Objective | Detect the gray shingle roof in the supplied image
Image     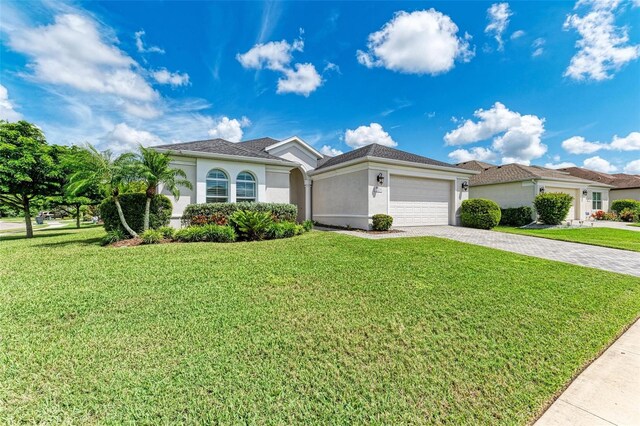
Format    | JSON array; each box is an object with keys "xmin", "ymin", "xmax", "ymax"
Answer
[
  {"xmin": 153, "ymin": 138, "xmax": 286, "ymax": 161},
  {"xmin": 469, "ymin": 163, "xmax": 607, "ymax": 186},
  {"xmin": 239, "ymin": 137, "xmax": 281, "ymax": 152},
  {"xmin": 314, "ymin": 143, "xmax": 461, "ymax": 171},
  {"xmin": 559, "ymin": 167, "xmax": 640, "ymax": 189},
  {"xmin": 456, "ymin": 160, "xmax": 496, "ymax": 172}
]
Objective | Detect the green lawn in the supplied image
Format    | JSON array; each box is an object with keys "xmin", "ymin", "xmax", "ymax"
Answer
[
  {"xmin": 1, "ymin": 228, "xmax": 639, "ymax": 424},
  {"xmin": 495, "ymin": 226, "xmax": 640, "ymax": 252}
]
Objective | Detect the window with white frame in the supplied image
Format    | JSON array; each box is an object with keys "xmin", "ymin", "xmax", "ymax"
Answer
[
  {"xmin": 592, "ymin": 191, "xmax": 602, "ymax": 210},
  {"xmin": 236, "ymin": 171, "xmax": 256, "ymax": 202},
  {"xmin": 206, "ymin": 169, "xmax": 228, "ymax": 203}
]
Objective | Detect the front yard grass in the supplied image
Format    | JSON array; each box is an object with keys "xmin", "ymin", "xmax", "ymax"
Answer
[
  {"xmin": 1, "ymin": 228, "xmax": 639, "ymax": 423},
  {"xmin": 495, "ymin": 226, "xmax": 640, "ymax": 252}
]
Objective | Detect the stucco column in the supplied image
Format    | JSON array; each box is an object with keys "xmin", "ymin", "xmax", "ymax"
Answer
[{"xmin": 304, "ymin": 179, "xmax": 312, "ymax": 221}]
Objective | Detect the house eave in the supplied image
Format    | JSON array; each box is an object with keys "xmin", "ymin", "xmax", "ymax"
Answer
[
  {"xmin": 265, "ymin": 136, "xmax": 324, "ymax": 159},
  {"xmin": 154, "ymin": 148, "xmax": 299, "ymax": 167},
  {"xmin": 309, "ymin": 156, "xmax": 479, "ymax": 176},
  {"xmin": 470, "ymin": 177, "xmax": 614, "ymax": 188}
]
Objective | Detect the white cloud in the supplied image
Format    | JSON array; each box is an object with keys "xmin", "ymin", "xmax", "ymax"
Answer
[
  {"xmin": 532, "ymin": 38, "xmax": 545, "ymax": 57},
  {"xmin": 344, "ymin": 123, "xmax": 396, "ymax": 149},
  {"xmin": 207, "ymin": 116, "xmax": 251, "ymax": 142},
  {"xmin": 624, "ymin": 159, "xmax": 640, "ymax": 174},
  {"xmin": 121, "ymin": 102, "xmax": 162, "ymax": 120},
  {"xmin": 237, "ymin": 37, "xmax": 323, "ymax": 96},
  {"xmin": 561, "ymin": 135, "xmax": 604, "ymax": 154},
  {"xmin": 583, "ymin": 155, "xmax": 617, "ymax": 172},
  {"xmin": 563, "ymin": 0, "xmax": 640, "ymax": 81},
  {"xmin": 510, "ymin": 30, "xmax": 525, "ymax": 40},
  {"xmin": 356, "ymin": 9, "xmax": 474, "ymax": 75},
  {"xmin": 276, "ymin": 63, "xmax": 322, "ymax": 96},
  {"xmin": 134, "ymin": 30, "xmax": 164, "ymax": 54},
  {"xmin": 103, "ymin": 122, "xmax": 162, "ymax": 153},
  {"xmin": 610, "ymin": 132, "xmax": 640, "ymax": 151},
  {"xmin": 7, "ymin": 14, "xmax": 157, "ymax": 102},
  {"xmin": 448, "ymin": 147, "xmax": 498, "ymax": 163},
  {"xmin": 561, "ymin": 132, "xmax": 640, "ymax": 154},
  {"xmin": 237, "ymin": 38, "xmax": 303, "ymax": 71},
  {"xmin": 320, "ymin": 145, "xmax": 343, "ymax": 156},
  {"xmin": 0, "ymin": 84, "xmax": 23, "ymax": 121},
  {"xmin": 545, "ymin": 161, "xmax": 577, "ymax": 169},
  {"xmin": 485, "ymin": 3, "xmax": 512, "ymax": 51},
  {"xmin": 444, "ymin": 102, "xmax": 547, "ymax": 165},
  {"xmin": 152, "ymin": 68, "xmax": 190, "ymax": 87}
]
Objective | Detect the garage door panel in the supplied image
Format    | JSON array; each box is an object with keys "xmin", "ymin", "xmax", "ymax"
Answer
[{"xmin": 389, "ymin": 175, "xmax": 450, "ymax": 226}]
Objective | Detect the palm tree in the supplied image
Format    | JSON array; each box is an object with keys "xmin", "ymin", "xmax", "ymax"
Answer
[
  {"xmin": 68, "ymin": 145, "xmax": 139, "ymax": 237},
  {"xmin": 132, "ymin": 146, "xmax": 192, "ymax": 231}
]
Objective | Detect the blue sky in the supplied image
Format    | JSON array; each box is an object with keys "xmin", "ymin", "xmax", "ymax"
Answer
[{"xmin": 1, "ymin": 0, "xmax": 639, "ymax": 173}]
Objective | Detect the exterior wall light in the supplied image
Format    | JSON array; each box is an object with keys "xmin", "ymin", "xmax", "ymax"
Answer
[
  {"xmin": 461, "ymin": 181, "xmax": 469, "ymax": 192},
  {"xmin": 582, "ymin": 189, "xmax": 588, "ymax": 196},
  {"xmin": 377, "ymin": 173, "xmax": 384, "ymax": 185},
  {"xmin": 539, "ymin": 187, "xmax": 545, "ymax": 194}
]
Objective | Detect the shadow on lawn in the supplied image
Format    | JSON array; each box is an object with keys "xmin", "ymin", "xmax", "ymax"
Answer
[{"xmin": 35, "ymin": 237, "xmax": 103, "ymax": 248}]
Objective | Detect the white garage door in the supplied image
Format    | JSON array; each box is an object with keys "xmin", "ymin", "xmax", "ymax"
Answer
[
  {"xmin": 389, "ymin": 175, "xmax": 451, "ymax": 226},
  {"xmin": 546, "ymin": 187, "xmax": 579, "ymax": 220}
]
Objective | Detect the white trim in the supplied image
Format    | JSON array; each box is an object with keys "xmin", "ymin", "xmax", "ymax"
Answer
[
  {"xmin": 474, "ymin": 177, "xmax": 613, "ymax": 189},
  {"xmin": 265, "ymin": 136, "xmax": 324, "ymax": 159},
  {"xmin": 309, "ymin": 156, "xmax": 478, "ymax": 176},
  {"xmin": 313, "ymin": 214, "xmax": 370, "ymax": 218},
  {"xmin": 155, "ymin": 148, "xmax": 299, "ymax": 167}
]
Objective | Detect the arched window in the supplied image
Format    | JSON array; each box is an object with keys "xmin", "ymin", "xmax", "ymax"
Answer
[
  {"xmin": 236, "ymin": 171, "xmax": 256, "ymax": 202},
  {"xmin": 206, "ymin": 169, "xmax": 228, "ymax": 203}
]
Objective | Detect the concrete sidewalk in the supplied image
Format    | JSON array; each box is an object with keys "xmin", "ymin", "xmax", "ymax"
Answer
[{"xmin": 536, "ymin": 319, "xmax": 640, "ymax": 425}]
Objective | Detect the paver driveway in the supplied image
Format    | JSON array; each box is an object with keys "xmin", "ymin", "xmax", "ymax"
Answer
[{"xmin": 329, "ymin": 226, "xmax": 640, "ymax": 277}]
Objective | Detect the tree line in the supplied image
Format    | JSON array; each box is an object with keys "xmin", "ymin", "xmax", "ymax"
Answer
[{"xmin": 0, "ymin": 120, "xmax": 191, "ymax": 238}]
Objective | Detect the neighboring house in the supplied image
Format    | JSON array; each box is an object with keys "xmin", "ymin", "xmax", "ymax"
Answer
[
  {"xmin": 456, "ymin": 161, "xmax": 613, "ymax": 221},
  {"xmin": 153, "ymin": 137, "xmax": 476, "ymax": 229},
  {"xmin": 558, "ymin": 167, "xmax": 640, "ymax": 202}
]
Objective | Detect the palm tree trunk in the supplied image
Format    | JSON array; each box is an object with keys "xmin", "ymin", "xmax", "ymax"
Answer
[
  {"xmin": 114, "ymin": 197, "xmax": 138, "ymax": 237},
  {"xmin": 76, "ymin": 204, "xmax": 81, "ymax": 229},
  {"xmin": 23, "ymin": 195, "xmax": 33, "ymax": 238},
  {"xmin": 143, "ymin": 197, "xmax": 151, "ymax": 231}
]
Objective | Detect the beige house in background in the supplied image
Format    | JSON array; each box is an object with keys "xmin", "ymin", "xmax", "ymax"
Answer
[
  {"xmin": 457, "ymin": 161, "xmax": 613, "ymax": 221},
  {"xmin": 558, "ymin": 167, "xmax": 640, "ymax": 202},
  {"xmin": 153, "ymin": 137, "xmax": 477, "ymax": 229}
]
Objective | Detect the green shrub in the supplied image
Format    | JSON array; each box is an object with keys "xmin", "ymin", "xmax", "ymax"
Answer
[
  {"xmin": 499, "ymin": 206, "xmax": 533, "ymax": 227},
  {"xmin": 372, "ymin": 214, "xmax": 393, "ymax": 231},
  {"xmin": 174, "ymin": 225, "xmax": 236, "ymax": 243},
  {"xmin": 181, "ymin": 202, "xmax": 297, "ymax": 227},
  {"xmin": 157, "ymin": 226, "xmax": 175, "ymax": 239},
  {"xmin": 190, "ymin": 213, "xmax": 228, "ymax": 226},
  {"xmin": 266, "ymin": 221, "xmax": 299, "ymax": 239},
  {"xmin": 100, "ymin": 193, "xmax": 172, "ymax": 234},
  {"xmin": 140, "ymin": 229, "xmax": 163, "ymax": 244},
  {"xmin": 533, "ymin": 193, "xmax": 573, "ymax": 225},
  {"xmin": 619, "ymin": 208, "xmax": 639, "ymax": 222},
  {"xmin": 100, "ymin": 229, "xmax": 126, "ymax": 246},
  {"xmin": 302, "ymin": 220, "xmax": 314, "ymax": 232},
  {"xmin": 460, "ymin": 199, "xmax": 501, "ymax": 229},
  {"xmin": 611, "ymin": 199, "xmax": 640, "ymax": 215},
  {"xmin": 230, "ymin": 210, "xmax": 273, "ymax": 241}
]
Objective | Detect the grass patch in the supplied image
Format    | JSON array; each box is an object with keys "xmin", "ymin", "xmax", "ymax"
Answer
[
  {"xmin": 495, "ymin": 226, "xmax": 640, "ymax": 252},
  {"xmin": 1, "ymin": 228, "xmax": 639, "ymax": 423}
]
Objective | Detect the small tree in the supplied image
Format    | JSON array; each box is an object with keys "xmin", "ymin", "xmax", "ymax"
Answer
[
  {"xmin": 68, "ymin": 145, "xmax": 139, "ymax": 237},
  {"xmin": 534, "ymin": 193, "xmax": 573, "ymax": 225},
  {"xmin": 127, "ymin": 146, "xmax": 192, "ymax": 231},
  {"xmin": 0, "ymin": 120, "xmax": 65, "ymax": 238}
]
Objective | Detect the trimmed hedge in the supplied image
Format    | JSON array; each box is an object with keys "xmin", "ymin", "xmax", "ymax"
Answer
[
  {"xmin": 100, "ymin": 193, "xmax": 172, "ymax": 234},
  {"xmin": 534, "ymin": 192, "xmax": 573, "ymax": 225},
  {"xmin": 460, "ymin": 199, "xmax": 501, "ymax": 229},
  {"xmin": 174, "ymin": 224, "xmax": 237, "ymax": 243},
  {"xmin": 182, "ymin": 202, "xmax": 297, "ymax": 227},
  {"xmin": 611, "ymin": 199, "xmax": 640, "ymax": 215},
  {"xmin": 372, "ymin": 214, "xmax": 393, "ymax": 231},
  {"xmin": 499, "ymin": 206, "xmax": 534, "ymax": 227}
]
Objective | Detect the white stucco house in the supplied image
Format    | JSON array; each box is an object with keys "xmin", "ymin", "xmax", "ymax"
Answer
[
  {"xmin": 153, "ymin": 136, "xmax": 477, "ymax": 229},
  {"xmin": 456, "ymin": 161, "xmax": 613, "ymax": 221}
]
